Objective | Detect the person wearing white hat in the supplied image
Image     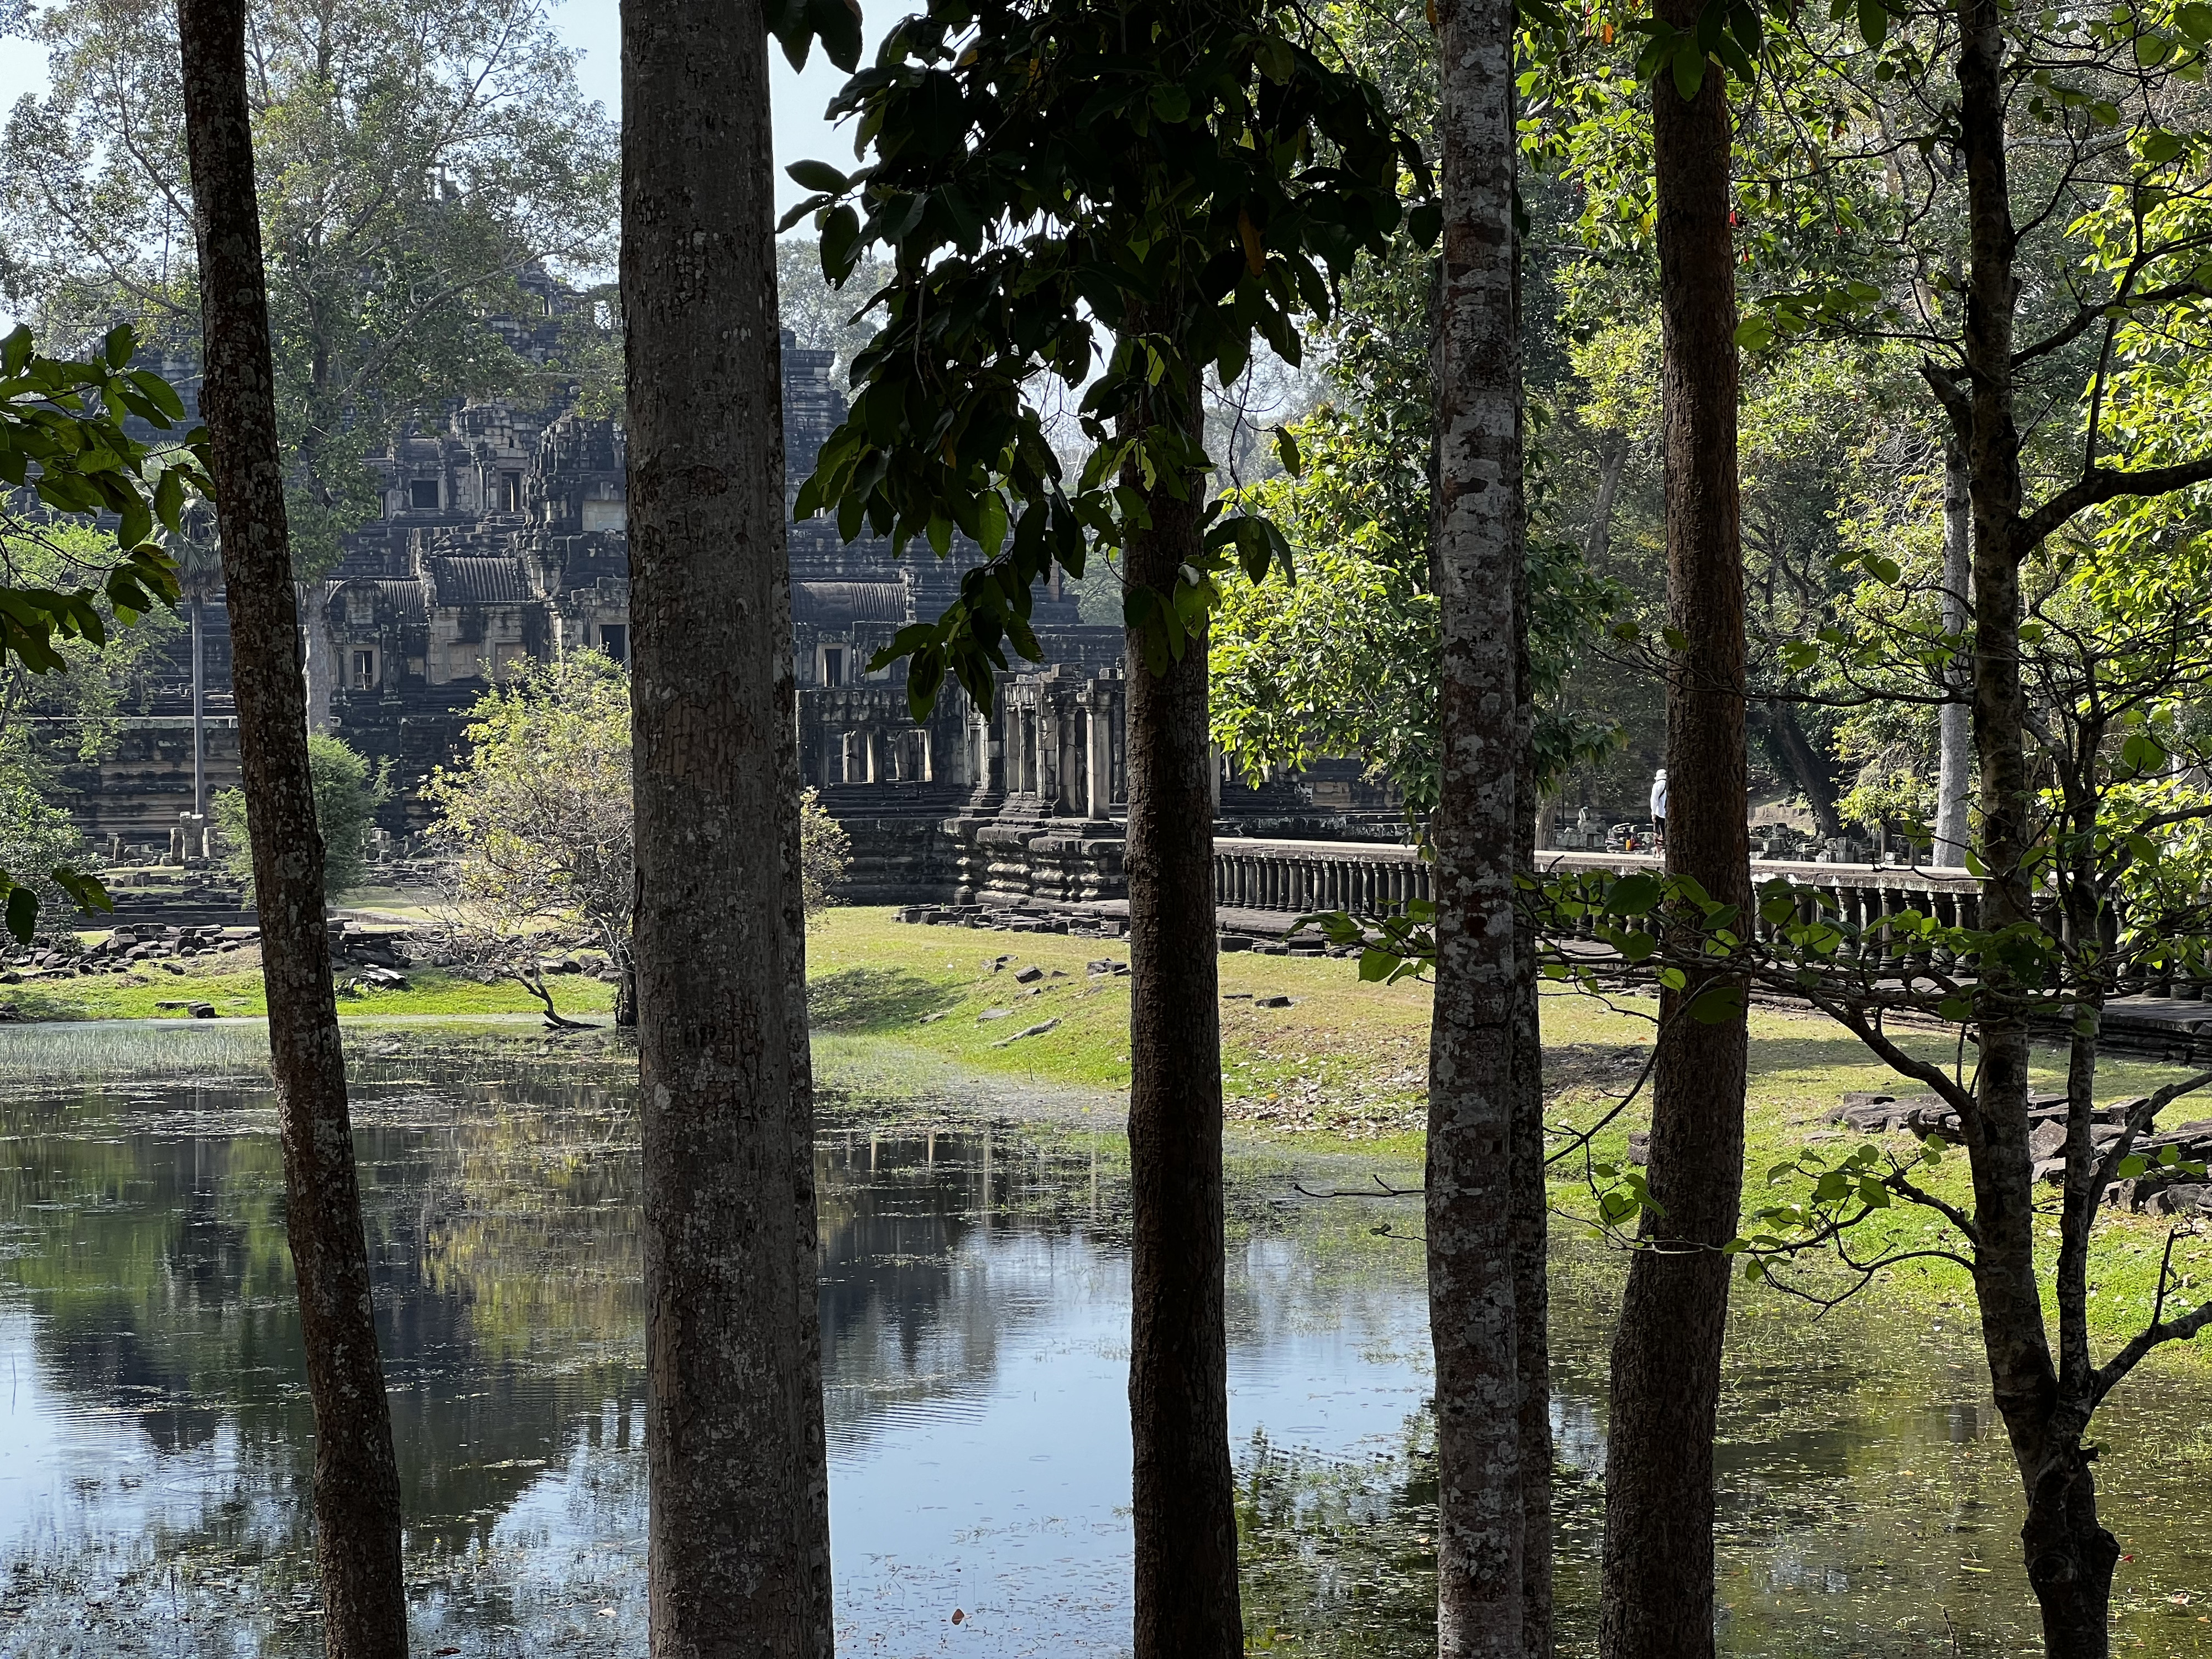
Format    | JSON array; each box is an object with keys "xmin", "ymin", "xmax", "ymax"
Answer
[{"xmin": 1650, "ymin": 768, "xmax": 1668, "ymax": 848}]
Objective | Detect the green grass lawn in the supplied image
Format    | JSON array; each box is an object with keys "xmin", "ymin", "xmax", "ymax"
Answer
[{"xmin": 808, "ymin": 907, "xmax": 1434, "ymax": 1142}]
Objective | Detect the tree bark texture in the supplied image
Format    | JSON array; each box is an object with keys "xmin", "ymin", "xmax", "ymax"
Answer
[
  {"xmin": 1123, "ymin": 383, "xmax": 1242, "ymax": 1659},
  {"xmin": 1955, "ymin": 4, "xmax": 2117, "ymax": 1648},
  {"xmin": 1511, "ymin": 372, "xmax": 1554, "ymax": 1659},
  {"xmin": 1428, "ymin": 0, "xmax": 1530, "ymax": 1650},
  {"xmin": 1598, "ymin": 40, "xmax": 1750, "ymax": 1659},
  {"xmin": 174, "ymin": 2, "xmax": 409, "ymax": 1653},
  {"xmin": 622, "ymin": 0, "xmax": 833, "ymax": 1652},
  {"xmin": 1934, "ymin": 440, "xmax": 1973, "ymax": 865}
]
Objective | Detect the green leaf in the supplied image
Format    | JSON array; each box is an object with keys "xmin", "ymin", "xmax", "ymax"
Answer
[
  {"xmin": 1609, "ymin": 872, "xmax": 1662, "ymax": 915},
  {"xmin": 1734, "ymin": 313, "xmax": 1776, "ymax": 351},
  {"xmin": 1670, "ymin": 42, "xmax": 1707, "ymax": 102},
  {"xmin": 1274, "ymin": 425, "xmax": 1302, "ymax": 478},
  {"xmin": 1857, "ymin": 0, "xmax": 1887, "ymax": 45},
  {"xmin": 778, "ymin": 193, "xmax": 833, "ymax": 234},
  {"xmin": 1687, "ymin": 983, "xmax": 1746, "ymax": 1025},
  {"xmin": 152, "ymin": 466, "xmax": 185, "ymax": 532},
  {"xmin": 787, "ymin": 158, "xmax": 851, "ymax": 194},
  {"xmin": 1407, "ymin": 202, "xmax": 1443, "ymax": 249},
  {"xmin": 2141, "ymin": 129, "xmax": 2188, "ymax": 165},
  {"xmin": 2, "ymin": 884, "xmax": 34, "ymax": 946},
  {"xmin": 819, "ymin": 204, "xmax": 863, "ymax": 280}
]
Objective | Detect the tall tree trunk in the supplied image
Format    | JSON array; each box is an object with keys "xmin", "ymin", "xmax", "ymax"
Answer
[
  {"xmin": 1953, "ymin": 0, "xmax": 2116, "ymax": 1647},
  {"xmin": 1428, "ymin": 0, "xmax": 1528, "ymax": 1649},
  {"xmin": 1934, "ymin": 439, "xmax": 1973, "ymax": 864},
  {"xmin": 190, "ymin": 592, "xmax": 207, "ymax": 822},
  {"xmin": 1123, "ymin": 380, "xmax": 1241, "ymax": 1659},
  {"xmin": 623, "ymin": 0, "xmax": 832, "ymax": 1652},
  {"xmin": 1511, "ymin": 363, "xmax": 1554, "ymax": 1659},
  {"xmin": 1597, "ymin": 38, "xmax": 1750, "ymax": 1659},
  {"xmin": 174, "ymin": 3, "xmax": 409, "ymax": 1654}
]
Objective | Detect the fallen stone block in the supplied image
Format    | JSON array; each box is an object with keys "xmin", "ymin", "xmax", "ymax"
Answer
[
  {"xmin": 2148, "ymin": 1182, "xmax": 2212, "ymax": 1217},
  {"xmin": 1013, "ymin": 966, "xmax": 1044, "ymax": 984},
  {"xmin": 1256, "ymin": 994, "xmax": 1294, "ymax": 1009}
]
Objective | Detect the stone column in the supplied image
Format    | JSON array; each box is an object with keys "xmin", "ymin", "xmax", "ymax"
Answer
[{"xmin": 1086, "ymin": 707, "xmax": 1112, "ymax": 821}]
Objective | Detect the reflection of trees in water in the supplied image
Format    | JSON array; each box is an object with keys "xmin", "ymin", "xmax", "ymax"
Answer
[
  {"xmin": 1236, "ymin": 1412, "xmax": 1438, "ymax": 1656},
  {"xmin": 0, "ymin": 1063, "xmax": 645, "ymax": 1564},
  {"xmin": 814, "ymin": 1125, "xmax": 1124, "ymax": 1449}
]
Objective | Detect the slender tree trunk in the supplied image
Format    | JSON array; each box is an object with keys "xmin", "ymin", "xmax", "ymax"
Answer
[
  {"xmin": 1585, "ymin": 434, "xmax": 1629, "ymax": 565},
  {"xmin": 190, "ymin": 592, "xmax": 207, "ymax": 823},
  {"xmin": 174, "ymin": 3, "xmax": 408, "ymax": 1654},
  {"xmin": 1757, "ymin": 699, "xmax": 1841, "ymax": 837},
  {"xmin": 623, "ymin": 0, "xmax": 832, "ymax": 1652},
  {"xmin": 1953, "ymin": 3, "xmax": 2115, "ymax": 1648},
  {"xmin": 1123, "ymin": 379, "xmax": 1241, "ymax": 1659},
  {"xmin": 1428, "ymin": 0, "xmax": 1528, "ymax": 1648},
  {"xmin": 1934, "ymin": 439, "xmax": 1973, "ymax": 864},
  {"xmin": 1597, "ymin": 37, "xmax": 1750, "ymax": 1659}
]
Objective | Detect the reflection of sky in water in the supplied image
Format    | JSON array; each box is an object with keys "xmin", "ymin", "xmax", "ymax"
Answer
[{"xmin": 4, "ymin": 1040, "xmax": 2212, "ymax": 1658}]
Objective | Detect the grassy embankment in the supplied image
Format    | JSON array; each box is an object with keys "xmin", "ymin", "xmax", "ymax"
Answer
[{"xmin": 4, "ymin": 948, "xmax": 615, "ymax": 1023}]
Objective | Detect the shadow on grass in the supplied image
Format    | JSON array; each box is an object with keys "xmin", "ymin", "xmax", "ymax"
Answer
[{"xmin": 808, "ymin": 965, "xmax": 963, "ymax": 1033}]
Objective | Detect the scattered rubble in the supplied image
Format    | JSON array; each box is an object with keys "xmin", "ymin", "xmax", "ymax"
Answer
[{"xmin": 1825, "ymin": 1088, "xmax": 2212, "ymax": 1212}]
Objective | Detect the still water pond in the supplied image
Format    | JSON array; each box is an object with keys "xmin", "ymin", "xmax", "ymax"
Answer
[{"xmin": 0, "ymin": 1027, "xmax": 2208, "ymax": 1657}]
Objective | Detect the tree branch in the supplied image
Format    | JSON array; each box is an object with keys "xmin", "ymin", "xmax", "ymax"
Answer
[{"xmin": 2021, "ymin": 457, "xmax": 2212, "ymax": 551}]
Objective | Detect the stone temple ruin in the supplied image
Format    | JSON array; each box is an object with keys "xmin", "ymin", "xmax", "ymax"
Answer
[{"xmin": 56, "ymin": 294, "xmax": 1407, "ymax": 918}]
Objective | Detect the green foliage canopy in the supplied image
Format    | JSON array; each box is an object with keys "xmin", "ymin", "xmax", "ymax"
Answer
[{"xmin": 791, "ymin": 0, "xmax": 1433, "ymax": 713}]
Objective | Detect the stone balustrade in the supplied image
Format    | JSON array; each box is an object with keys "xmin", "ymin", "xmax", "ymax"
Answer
[
  {"xmin": 1211, "ymin": 841, "xmax": 1990, "ymax": 944},
  {"xmin": 1540, "ymin": 852, "xmax": 1987, "ymax": 966},
  {"xmin": 1213, "ymin": 837, "xmax": 1432, "ymax": 916}
]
